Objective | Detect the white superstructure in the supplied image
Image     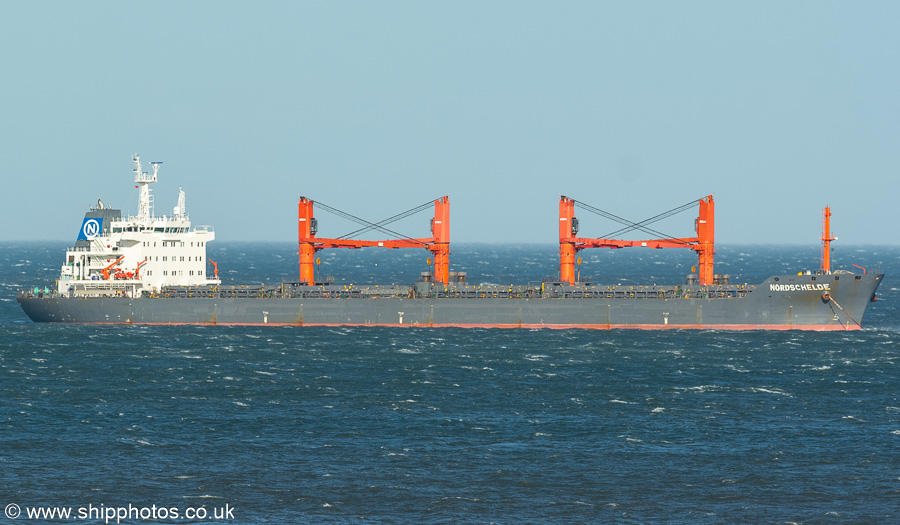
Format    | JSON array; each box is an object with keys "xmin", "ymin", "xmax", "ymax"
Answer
[{"xmin": 57, "ymin": 154, "xmax": 219, "ymax": 297}]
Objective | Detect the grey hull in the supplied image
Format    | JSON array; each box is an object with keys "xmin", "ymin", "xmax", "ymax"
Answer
[{"xmin": 18, "ymin": 273, "xmax": 883, "ymax": 330}]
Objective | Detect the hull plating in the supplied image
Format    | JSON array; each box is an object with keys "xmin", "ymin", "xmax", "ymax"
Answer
[{"xmin": 18, "ymin": 274, "xmax": 883, "ymax": 331}]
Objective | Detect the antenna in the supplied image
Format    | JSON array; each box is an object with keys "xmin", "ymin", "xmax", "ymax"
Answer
[
  {"xmin": 133, "ymin": 154, "xmax": 160, "ymax": 220},
  {"xmin": 174, "ymin": 186, "xmax": 186, "ymax": 218}
]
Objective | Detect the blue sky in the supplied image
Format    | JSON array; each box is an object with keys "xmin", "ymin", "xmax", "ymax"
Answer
[{"xmin": 2, "ymin": 2, "xmax": 897, "ymax": 245}]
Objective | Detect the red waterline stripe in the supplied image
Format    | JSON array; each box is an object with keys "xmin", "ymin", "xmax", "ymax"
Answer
[{"xmin": 72, "ymin": 322, "xmax": 859, "ymax": 331}]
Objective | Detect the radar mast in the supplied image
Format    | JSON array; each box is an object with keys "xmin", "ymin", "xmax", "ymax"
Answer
[{"xmin": 133, "ymin": 154, "xmax": 161, "ymax": 221}]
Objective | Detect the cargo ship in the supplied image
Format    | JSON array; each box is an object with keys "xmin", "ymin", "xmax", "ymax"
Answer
[{"xmin": 17, "ymin": 155, "xmax": 883, "ymax": 330}]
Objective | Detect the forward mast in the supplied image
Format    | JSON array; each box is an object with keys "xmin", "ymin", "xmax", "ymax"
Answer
[{"xmin": 821, "ymin": 206, "xmax": 835, "ymax": 273}]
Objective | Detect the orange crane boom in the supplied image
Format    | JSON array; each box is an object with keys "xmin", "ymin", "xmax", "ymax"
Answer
[
  {"xmin": 209, "ymin": 259, "xmax": 219, "ymax": 280},
  {"xmin": 134, "ymin": 258, "xmax": 148, "ymax": 280},
  {"xmin": 299, "ymin": 196, "xmax": 450, "ymax": 286},
  {"xmin": 101, "ymin": 256, "xmax": 126, "ymax": 280},
  {"xmin": 559, "ymin": 195, "xmax": 715, "ymax": 285}
]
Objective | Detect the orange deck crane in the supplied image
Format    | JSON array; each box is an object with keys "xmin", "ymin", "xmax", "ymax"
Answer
[
  {"xmin": 559, "ymin": 195, "xmax": 715, "ymax": 285},
  {"xmin": 298, "ymin": 196, "xmax": 451, "ymax": 286},
  {"xmin": 101, "ymin": 256, "xmax": 126, "ymax": 280},
  {"xmin": 134, "ymin": 258, "xmax": 148, "ymax": 280},
  {"xmin": 209, "ymin": 259, "xmax": 219, "ymax": 280}
]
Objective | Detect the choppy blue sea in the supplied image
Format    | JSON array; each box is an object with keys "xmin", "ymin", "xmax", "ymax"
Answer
[{"xmin": 2, "ymin": 242, "xmax": 899, "ymax": 523}]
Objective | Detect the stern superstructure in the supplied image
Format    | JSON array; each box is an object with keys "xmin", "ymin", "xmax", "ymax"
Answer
[{"xmin": 57, "ymin": 155, "xmax": 219, "ymax": 298}]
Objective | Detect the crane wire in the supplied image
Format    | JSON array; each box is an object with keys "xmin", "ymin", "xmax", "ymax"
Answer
[
  {"xmin": 311, "ymin": 199, "xmax": 437, "ymax": 245},
  {"xmin": 337, "ymin": 200, "xmax": 434, "ymax": 240},
  {"xmin": 572, "ymin": 197, "xmax": 702, "ymax": 244},
  {"xmin": 600, "ymin": 199, "xmax": 699, "ymax": 240}
]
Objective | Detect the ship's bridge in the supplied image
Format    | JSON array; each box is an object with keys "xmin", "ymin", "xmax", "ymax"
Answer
[{"xmin": 56, "ymin": 155, "xmax": 219, "ymax": 297}]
